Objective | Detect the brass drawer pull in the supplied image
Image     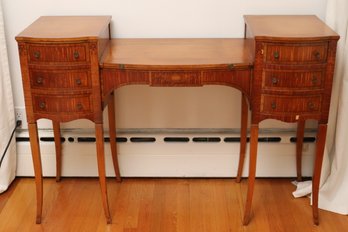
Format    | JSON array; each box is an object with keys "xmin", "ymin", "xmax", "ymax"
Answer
[
  {"xmin": 308, "ymin": 102, "xmax": 315, "ymax": 110},
  {"xmin": 33, "ymin": 51, "xmax": 40, "ymax": 59},
  {"xmin": 271, "ymin": 102, "xmax": 276, "ymax": 109},
  {"xmin": 39, "ymin": 102, "xmax": 46, "ymax": 109},
  {"xmin": 36, "ymin": 77, "xmax": 43, "ymax": 84},
  {"xmin": 73, "ymin": 51, "xmax": 79, "ymax": 59},
  {"xmin": 76, "ymin": 103, "xmax": 83, "ymax": 110},
  {"xmin": 75, "ymin": 79, "xmax": 82, "ymax": 85},
  {"xmin": 271, "ymin": 77, "xmax": 278, "ymax": 84},
  {"xmin": 312, "ymin": 76, "xmax": 318, "ymax": 85},
  {"xmin": 313, "ymin": 51, "xmax": 321, "ymax": 60},
  {"xmin": 273, "ymin": 51, "xmax": 280, "ymax": 60}
]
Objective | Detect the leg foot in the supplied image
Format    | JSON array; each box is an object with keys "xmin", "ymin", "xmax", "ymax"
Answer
[
  {"xmin": 108, "ymin": 93, "xmax": 121, "ymax": 182},
  {"xmin": 296, "ymin": 120, "xmax": 305, "ymax": 182},
  {"xmin": 242, "ymin": 124, "xmax": 259, "ymax": 225},
  {"xmin": 312, "ymin": 124, "xmax": 327, "ymax": 225},
  {"xmin": 236, "ymin": 94, "xmax": 248, "ymax": 183},
  {"xmin": 53, "ymin": 121, "xmax": 62, "ymax": 182},
  {"xmin": 28, "ymin": 123, "xmax": 43, "ymax": 224},
  {"xmin": 95, "ymin": 123, "xmax": 112, "ymax": 224}
]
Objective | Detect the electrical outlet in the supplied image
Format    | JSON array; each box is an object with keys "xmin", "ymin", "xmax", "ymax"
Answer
[{"xmin": 15, "ymin": 107, "xmax": 27, "ymax": 127}]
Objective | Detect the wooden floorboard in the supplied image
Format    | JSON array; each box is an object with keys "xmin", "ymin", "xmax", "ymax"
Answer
[{"xmin": 0, "ymin": 178, "xmax": 347, "ymax": 232}]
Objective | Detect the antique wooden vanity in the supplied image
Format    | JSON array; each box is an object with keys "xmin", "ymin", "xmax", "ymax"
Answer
[{"xmin": 16, "ymin": 15, "xmax": 339, "ymax": 225}]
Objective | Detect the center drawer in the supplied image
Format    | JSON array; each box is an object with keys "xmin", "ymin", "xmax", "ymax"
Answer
[
  {"xmin": 30, "ymin": 69, "xmax": 91, "ymax": 89},
  {"xmin": 150, "ymin": 71, "xmax": 201, "ymax": 86}
]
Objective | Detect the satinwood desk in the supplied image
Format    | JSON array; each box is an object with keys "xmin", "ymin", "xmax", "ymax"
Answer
[{"xmin": 16, "ymin": 15, "xmax": 339, "ymax": 225}]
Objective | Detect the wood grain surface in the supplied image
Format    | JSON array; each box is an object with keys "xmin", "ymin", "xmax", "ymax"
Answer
[{"xmin": 1, "ymin": 178, "xmax": 348, "ymax": 232}]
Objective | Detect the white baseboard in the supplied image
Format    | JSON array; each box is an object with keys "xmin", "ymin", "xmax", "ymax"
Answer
[{"xmin": 15, "ymin": 129, "xmax": 316, "ymax": 178}]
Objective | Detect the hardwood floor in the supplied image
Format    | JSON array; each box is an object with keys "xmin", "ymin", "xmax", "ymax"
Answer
[{"xmin": 0, "ymin": 178, "xmax": 347, "ymax": 232}]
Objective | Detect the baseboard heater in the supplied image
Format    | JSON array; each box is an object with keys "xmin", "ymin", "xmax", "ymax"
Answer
[{"xmin": 15, "ymin": 128, "xmax": 317, "ymax": 178}]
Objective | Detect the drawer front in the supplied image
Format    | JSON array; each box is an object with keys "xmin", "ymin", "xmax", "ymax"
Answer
[
  {"xmin": 263, "ymin": 70, "xmax": 324, "ymax": 90},
  {"xmin": 264, "ymin": 43, "xmax": 328, "ymax": 63},
  {"xmin": 32, "ymin": 94, "xmax": 92, "ymax": 113},
  {"xmin": 28, "ymin": 43, "xmax": 88, "ymax": 63},
  {"xmin": 261, "ymin": 94, "xmax": 321, "ymax": 114},
  {"xmin": 30, "ymin": 69, "xmax": 91, "ymax": 89},
  {"xmin": 151, "ymin": 71, "xmax": 201, "ymax": 86}
]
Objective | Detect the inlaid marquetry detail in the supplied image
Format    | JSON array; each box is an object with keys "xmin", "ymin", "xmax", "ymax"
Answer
[{"xmin": 150, "ymin": 71, "xmax": 201, "ymax": 87}]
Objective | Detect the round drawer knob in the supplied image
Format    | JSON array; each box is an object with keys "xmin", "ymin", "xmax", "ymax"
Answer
[
  {"xmin": 75, "ymin": 79, "xmax": 82, "ymax": 85},
  {"xmin": 273, "ymin": 51, "xmax": 280, "ymax": 59},
  {"xmin": 76, "ymin": 103, "xmax": 83, "ymax": 110},
  {"xmin": 308, "ymin": 102, "xmax": 315, "ymax": 110},
  {"xmin": 33, "ymin": 51, "xmax": 40, "ymax": 59},
  {"xmin": 271, "ymin": 77, "xmax": 278, "ymax": 84},
  {"xmin": 73, "ymin": 51, "xmax": 79, "ymax": 59},
  {"xmin": 36, "ymin": 77, "xmax": 43, "ymax": 84},
  {"xmin": 271, "ymin": 102, "xmax": 277, "ymax": 109},
  {"xmin": 313, "ymin": 51, "xmax": 321, "ymax": 60},
  {"xmin": 39, "ymin": 102, "xmax": 46, "ymax": 109},
  {"xmin": 312, "ymin": 76, "xmax": 318, "ymax": 85}
]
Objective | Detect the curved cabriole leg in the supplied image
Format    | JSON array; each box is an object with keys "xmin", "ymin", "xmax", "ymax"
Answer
[
  {"xmin": 296, "ymin": 120, "xmax": 306, "ymax": 182},
  {"xmin": 312, "ymin": 124, "xmax": 327, "ymax": 225},
  {"xmin": 53, "ymin": 121, "xmax": 62, "ymax": 182},
  {"xmin": 108, "ymin": 93, "xmax": 121, "ymax": 182},
  {"xmin": 95, "ymin": 123, "xmax": 112, "ymax": 224},
  {"xmin": 236, "ymin": 94, "xmax": 248, "ymax": 183},
  {"xmin": 243, "ymin": 124, "xmax": 259, "ymax": 225},
  {"xmin": 28, "ymin": 122, "xmax": 43, "ymax": 224}
]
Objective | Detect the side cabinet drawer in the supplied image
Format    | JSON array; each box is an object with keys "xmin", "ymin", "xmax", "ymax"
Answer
[
  {"xmin": 32, "ymin": 94, "xmax": 92, "ymax": 113},
  {"xmin": 264, "ymin": 42, "xmax": 328, "ymax": 63},
  {"xmin": 28, "ymin": 43, "xmax": 89, "ymax": 63},
  {"xmin": 262, "ymin": 70, "xmax": 324, "ymax": 90},
  {"xmin": 261, "ymin": 94, "xmax": 321, "ymax": 114},
  {"xmin": 30, "ymin": 69, "xmax": 91, "ymax": 89}
]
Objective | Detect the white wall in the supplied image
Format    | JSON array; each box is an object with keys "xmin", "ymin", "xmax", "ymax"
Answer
[
  {"xmin": 2, "ymin": 0, "xmax": 327, "ymax": 130},
  {"xmin": 2, "ymin": 0, "xmax": 328, "ymax": 177}
]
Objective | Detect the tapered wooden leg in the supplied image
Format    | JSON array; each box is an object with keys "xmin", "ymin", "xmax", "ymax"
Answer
[
  {"xmin": 312, "ymin": 124, "xmax": 327, "ymax": 225},
  {"xmin": 296, "ymin": 120, "xmax": 305, "ymax": 182},
  {"xmin": 53, "ymin": 121, "xmax": 62, "ymax": 182},
  {"xmin": 236, "ymin": 94, "xmax": 248, "ymax": 183},
  {"xmin": 28, "ymin": 123, "xmax": 43, "ymax": 224},
  {"xmin": 95, "ymin": 123, "xmax": 112, "ymax": 224},
  {"xmin": 108, "ymin": 93, "xmax": 121, "ymax": 182},
  {"xmin": 243, "ymin": 124, "xmax": 259, "ymax": 225}
]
